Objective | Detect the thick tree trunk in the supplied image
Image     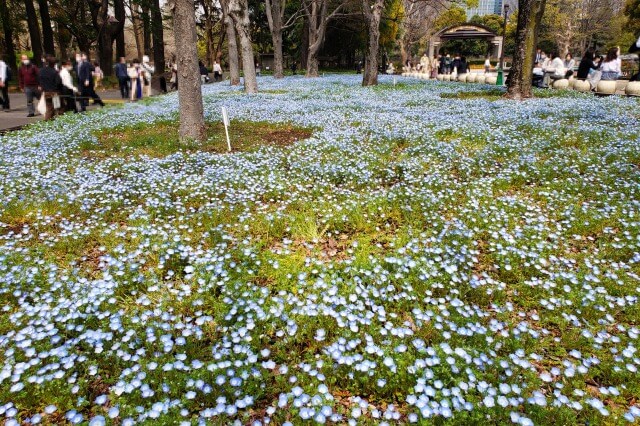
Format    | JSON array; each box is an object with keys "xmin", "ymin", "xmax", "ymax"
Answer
[
  {"xmin": 0, "ymin": 0, "xmax": 17, "ymax": 74},
  {"xmin": 131, "ymin": 5, "xmax": 145, "ymax": 59},
  {"xmin": 300, "ymin": 17, "xmax": 309, "ymax": 69},
  {"xmin": 142, "ymin": 5, "xmax": 151, "ymax": 55},
  {"xmin": 272, "ymin": 31, "xmax": 284, "ymax": 78},
  {"xmin": 151, "ymin": 0, "xmax": 165, "ymax": 72},
  {"xmin": 222, "ymin": 4, "xmax": 241, "ymax": 85},
  {"xmin": 361, "ymin": 0, "xmax": 383, "ymax": 86},
  {"xmin": 88, "ymin": 0, "xmax": 125, "ymax": 76},
  {"xmin": 399, "ymin": 39, "xmax": 408, "ymax": 68},
  {"xmin": 265, "ymin": 0, "xmax": 285, "ymax": 78},
  {"xmin": 37, "ymin": 0, "xmax": 55, "ymax": 55},
  {"xmin": 306, "ymin": 53, "xmax": 319, "ymax": 77},
  {"xmin": 506, "ymin": 0, "xmax": 546, "ymax": 100},
  {"xmin": 24, "ymin": 0, "xmax": 43, "ymax": 63},
  {"xmin": 172, "ymin": 0, "xmax": 206, "ymax": 141},
  {"xmin": 227, "ymin": 0, "xmax": 257, "ymax": 92},
  {"xmin": 97, "ymin": 30, "xmax": 115, "ymax": 75},
  {"xmin": 115, "ymin": 0, "xmax": 126, "ymax": 59},
  {"xmin": 56, "ymin": 24, "xmax": 70, "ymax": 60}
]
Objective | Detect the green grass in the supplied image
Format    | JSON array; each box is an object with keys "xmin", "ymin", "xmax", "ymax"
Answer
[{"xmin": 82, "ymin": 120, "xmax": 314, "ymax": 159}]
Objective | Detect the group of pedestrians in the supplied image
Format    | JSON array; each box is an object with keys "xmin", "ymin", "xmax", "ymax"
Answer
[
  {"xmin": 114, "ymin": 55, "xmax": 155, "ymax": 101},
  {"xmin": 4, "ymin": 53, "xmax": 105, "ymax": 120},
  {"xmin": 404, "ymin": 53, "xmax": 471, "ymax": 79}
]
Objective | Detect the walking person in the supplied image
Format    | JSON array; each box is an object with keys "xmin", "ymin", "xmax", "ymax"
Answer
[
  {"xmin": 93, "ymin": 61, "xmax": 104, "ymax": 90},
  {"xmin": 78, "ymin": 53, "xmax": 104, "ymax": 112},
  {"xmin": 18, "ymin": 55, "xmax": 41, "ymax": 117},
  {"xmin": 0, "ymin": 56, "xmax": 10, "ymax": 111},
  {"xmin": 38, "ymin": 56, "xmax": 62, "ymax": 121},
  {"xmin": 115, "ymin": 57, "xmax": 129, "ymax": 99},
  {"xmin": 59, "ymin": 60, "xmax": 79, "ymax": 113},
  {"xmin": 213, "ymin": 61, "xmax": 222, "ymax": 82},
  {"xmin": 141, "ymin": 55, "xmax": 154, "ymax": 97}
]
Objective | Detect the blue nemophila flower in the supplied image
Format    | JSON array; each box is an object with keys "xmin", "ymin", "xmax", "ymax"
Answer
[{"xmin": 1, "ymin": 74, "xmax": 639, "ymax": 424}]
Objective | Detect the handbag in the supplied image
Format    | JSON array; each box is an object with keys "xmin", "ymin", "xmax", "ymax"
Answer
[{"xmin": 36, "ymin": 95, "xmax": 47, "ymax": 115}]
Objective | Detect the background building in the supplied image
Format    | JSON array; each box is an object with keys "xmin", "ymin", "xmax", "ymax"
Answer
[{"xmin": 464, "ymin": 0, "xmax": 517, "ymax": 19}]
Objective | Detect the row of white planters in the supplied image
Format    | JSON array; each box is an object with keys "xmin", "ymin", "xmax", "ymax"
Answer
[
  {"xmin": 401, "ymin": 71, "xmax": 640, "ymax": 96},
  {"xmin": 555, "ymin": 77, "xmax": 640, "ymax": 96},
  {"xmin": 400, "ymin": 72, "xmax": 500, "ymax": 85}
]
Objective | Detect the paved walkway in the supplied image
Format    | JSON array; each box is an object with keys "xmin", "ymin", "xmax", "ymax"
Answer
[{"xmin": 0, "ymin": 89, "xmax": 126, "ymax": 132}]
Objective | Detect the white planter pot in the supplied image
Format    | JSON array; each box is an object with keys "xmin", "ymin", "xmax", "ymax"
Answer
[
  {"xmin": 437, "ymin": 75, "xmax": 444, "ymax": 81},
  {"xmin": 485, "ymin": 75, "xmax": 497, "ymax": 85},
  {"xmin": 568, "ymin": 77, "xmax": 575, "ymax": 88},
  {"xmin": 476, "ymin": 75, "xmax": 486, "ymax": 84},
  {"xmin": 553, "ymin": 79, "xmax": 569, "ymax": 89},
  {"xmin": 458, "ymin": 74, "xmax": 468, "ymax": 83},
  {"xmin": 596, "ymin": 80, "xmax": 617, "ymax": 95},
  {"xmin": 625, "ymin": 81, "xmax": 640, "ymax": 96},
  {"xmin": 573, "ymin": 79, "xmax": 591, "ymax": 92},
  {"xmin": 443, "ymin": 74, "xmax": 451, "ymax": 81},
  {"xmin": 467, "ymin": 74, "xmax": 477, "ymax": 83}
]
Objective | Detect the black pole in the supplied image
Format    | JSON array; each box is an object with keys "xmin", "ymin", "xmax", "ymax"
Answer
[{"xmin": 500, "ymin": 5, "xmax": 509, "ymax": 69}]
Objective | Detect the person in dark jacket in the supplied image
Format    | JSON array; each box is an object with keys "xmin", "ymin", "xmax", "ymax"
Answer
[
  {"xmin": 459, "ymin": 56, "xmax": 470, "ymax": 74},
  {"xmin": 18, "ymin": 54, "xmax": 40, "ymax": 117},
  {"xmin": 39, "ymin": 56, "xmax": 62, "ymax": 120},
  {"xmin": 576, "ymin": 49, "xmax": 599, "ymax": 80},
  {"xmin": 78, "ymin": 53, "xmax": 104, "ymax": 112},
  {"xmin": 115, "ymin": 57, "xmax": 129, "ymax": 99},
  {"xmin": 630, "ymin": 36, "xmax": 640, "ymax": 81}
]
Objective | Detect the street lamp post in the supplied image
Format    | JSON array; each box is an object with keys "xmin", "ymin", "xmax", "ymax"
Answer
[{"xmin": 496, "ymin": 4, "xmax": 510, "ymax": 86}]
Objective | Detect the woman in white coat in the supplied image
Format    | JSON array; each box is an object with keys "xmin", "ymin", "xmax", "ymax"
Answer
[{"xmin": 128, "ymin": 59, "xmax": 143, "ymax": 101}]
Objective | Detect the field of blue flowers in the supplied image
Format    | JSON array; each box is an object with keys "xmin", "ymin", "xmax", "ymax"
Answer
[{"xmin": 1, "ymin": 75, "xmax": 640, "ymax": 425}]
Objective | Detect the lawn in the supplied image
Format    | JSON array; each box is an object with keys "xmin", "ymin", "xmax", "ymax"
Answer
[{"xmin": 1, "ymin": 75, "xmax": 639, "ymax": 425}]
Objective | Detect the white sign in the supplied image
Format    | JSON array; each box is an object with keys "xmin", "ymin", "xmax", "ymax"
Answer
[{"xmin": 222, "ymin": 106, "xmax": 231, "ymax": 152}]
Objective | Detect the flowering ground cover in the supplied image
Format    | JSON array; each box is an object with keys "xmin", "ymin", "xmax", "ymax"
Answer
[{"xmin": 1, "ymin": 75, "xmax": 640, "ymax": 425}]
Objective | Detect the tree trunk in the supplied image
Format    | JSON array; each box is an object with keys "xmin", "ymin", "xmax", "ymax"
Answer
[
  {"xmin": 115, "ymin": 0, "xmax": 126, "ymax": 59},
  {"xmin": 56, "ymin": 24, "xmax": 70, "ymax": 60},
  {"xmin": 142, "ymin": 4, "xmax": 151, "ymax": 55},
  {"xmin": 172, "ymin": 0, "xmax": 206, "ymax": 141},
  {"xmin": 98, "ymin": 30, "xmax": 115, "ymax": 75},
  {"xmin": 300, "ymin": 17, "xmax": 309, "ymax": 69},
  {"xmin": 228, "ymin": 0, "xmax": 258, "ymax": 93},
  {"xmin": 306, "ymin": 53, "xmax": 319, "ymax": 77},
  {"xmin": 265, "ymin": 0, "xmax": 285, "ymax": 78},
  {"xmin": 221, "ymin": 0, "xmax": 241, "ymax": 86},
  {"xmin": 24, "ymin": 0, "xmax": 43, "ymax": 63},
  {"xmin": 506, "ymin": 0, "xmax": 546, "ymax": 100},
  {"xmin": 272, "ymin": 31, "xmax": 284, "ymax": 78},
  {"xmin": 151, "ymin": 0, "xmax": 165, "ymax": 72},
  {"xmin": 399, "ymin": 39, "xmax": 408, "ymax": 68},
  {"xmin": 0, "ymin": 0, "xmax": 16, "ymax": 74},
  {"xmin": 88, "ymin": 0, "xmax": 125, "ymax": 76},
  {"xmin": 37, "ymin": 0, "xmax": 55, "ymax": 55},
  {"xmin": 361, "ymin": 0, "xmax": 383, "ymax": 86},
  {"xmin": 131, "ymin": 5, "xmax": 145, "ymax": 59}
]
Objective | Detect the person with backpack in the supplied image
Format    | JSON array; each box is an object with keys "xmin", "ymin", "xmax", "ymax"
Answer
[
  {"xmin": 18, "ymin": 54, "xmax": 40, "ymax": 117},
  {"xmin": 0, "ymin": 56, "xmax": 10, "ymax": 111}
]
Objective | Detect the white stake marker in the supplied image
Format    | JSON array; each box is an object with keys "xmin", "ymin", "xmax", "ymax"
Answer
[{"xmin": 222, "ymin": 106, "xmax": 231, "ymax": 152}]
